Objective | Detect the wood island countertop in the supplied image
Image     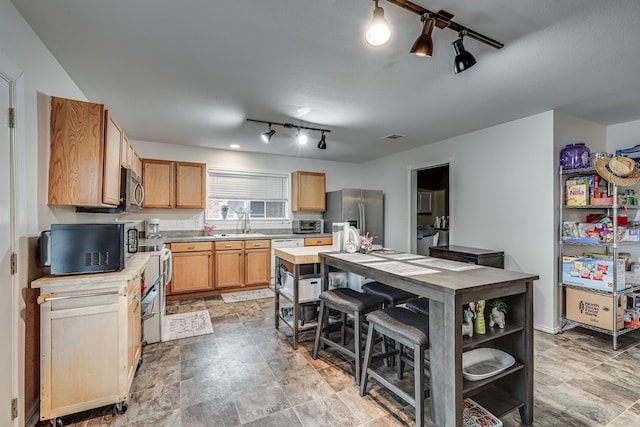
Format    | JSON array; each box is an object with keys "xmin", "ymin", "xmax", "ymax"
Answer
[{"xmin": 274, "ymin": 245, "xmax": 334, "ymax": 265}]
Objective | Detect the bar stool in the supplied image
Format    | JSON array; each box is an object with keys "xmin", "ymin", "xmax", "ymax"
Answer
[
  {"xmin": 362, "ymin": 281, "xmax": 418, "ymax": 307},
  {"xmin": 360, "ymin": 307, "xmax": 431, "ymax": 427},
  {"xmin": 406, "ymin": 297, "xmax": 430, "ymax": 317},
  {"xmin": 312, "ymin": 288, "xmax": 385, "ymax": 385}
]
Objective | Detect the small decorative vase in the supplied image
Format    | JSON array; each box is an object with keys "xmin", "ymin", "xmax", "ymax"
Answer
[
  {"xmin": 473, "ymin": 300, "xmax": 486, "ymax": 335},
  {"xmin": 221, "ymin": 210, "xmax": 228, "ymax": 220}
]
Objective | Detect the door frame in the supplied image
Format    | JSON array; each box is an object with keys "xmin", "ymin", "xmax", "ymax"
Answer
[
  {"xmin": 407, "ymin": 157, "xmax": 455, "ymax": 254},
  {"xmin": 0, "ymin": 50, "xmax": 22, "ymax": 427}
]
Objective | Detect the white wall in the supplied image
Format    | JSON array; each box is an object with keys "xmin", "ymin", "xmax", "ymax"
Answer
[
  {"xmin": 0, "ymin": 0, "xmax": 88, "ymax": 424},
  {"xmin": 360, "ymin": 112, "xmax": 559, "ymax": 332}
]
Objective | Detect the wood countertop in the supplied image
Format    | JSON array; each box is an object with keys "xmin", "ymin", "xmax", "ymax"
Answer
[
  {"xmin": 31, "ymin": 253, "xmax": 150, "ymax": 289},
  {"xmin": 274, "ymin": 245, "xmax": 334, "ymax": 264}
]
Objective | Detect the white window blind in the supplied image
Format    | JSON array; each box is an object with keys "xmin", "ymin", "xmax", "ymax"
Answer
[{"xmin": 207, "ymin": 170, "xmax": 287, "ymax": 200}]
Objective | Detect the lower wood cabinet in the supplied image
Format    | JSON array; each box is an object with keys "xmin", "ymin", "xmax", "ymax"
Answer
[
  {"xmin": 214, "ymin": 239, "xmax": 271, "ymax": 290},
  {"xmin": 31, "ymin": 255, "xmax": 147, "ymax": 424},
  {"xmin": 168, "ymin": 242, "xmax": 214, "ymax": 295}
]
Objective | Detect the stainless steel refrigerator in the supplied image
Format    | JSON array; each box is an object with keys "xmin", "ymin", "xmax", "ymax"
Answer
[{"xmin": 324, "ymin": 189, "xmax": 385, "ymax": 246}]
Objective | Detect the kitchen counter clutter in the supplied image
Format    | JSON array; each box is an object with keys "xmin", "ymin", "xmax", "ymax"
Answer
[
  {"xmin": 31, "ymin": 254, "xmax": 149, "ymax": 426},
  {"xmin": 318, "ymin": 250, "xmax": 538, "ymax": 427}
]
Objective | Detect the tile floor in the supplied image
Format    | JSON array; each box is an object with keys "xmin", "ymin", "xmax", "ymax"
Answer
[{"xmin": 39, "ymin": 294, "xmax": 640, "ymax": 427}]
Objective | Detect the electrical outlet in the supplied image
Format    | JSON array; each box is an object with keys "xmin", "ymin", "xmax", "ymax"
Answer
[{"xmin": 176, "ymin": 220, "xmax": 185, "ymax": 229}]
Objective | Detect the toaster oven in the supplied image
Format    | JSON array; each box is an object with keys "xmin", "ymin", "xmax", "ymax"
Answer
[{"xmin": 292, "ymin": 219, "xmax": 323, "ymax": 234}]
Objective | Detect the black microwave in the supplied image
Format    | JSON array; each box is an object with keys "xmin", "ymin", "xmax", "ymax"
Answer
[
  {"xmin": 77, "ymin": 167, "xmax": 144, "ymax": 214},
  {"xmin": 39, "ymin": 223, "xmax": 138, "ymax": 275}
]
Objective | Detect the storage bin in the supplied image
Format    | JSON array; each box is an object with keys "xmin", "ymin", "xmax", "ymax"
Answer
[{"xmin": 282, "ymin": 271, "xmax": 321, "ymax": 302}]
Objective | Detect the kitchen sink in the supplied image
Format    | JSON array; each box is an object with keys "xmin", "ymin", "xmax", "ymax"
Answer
[{"xmin": 212, "ymin": 233, "xmax": 266, "ymax": 238}]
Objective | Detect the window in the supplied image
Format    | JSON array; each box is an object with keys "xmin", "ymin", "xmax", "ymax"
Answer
[{"xmin": 206, "ymin": 170, "xmax": 288, "ymax": 221}]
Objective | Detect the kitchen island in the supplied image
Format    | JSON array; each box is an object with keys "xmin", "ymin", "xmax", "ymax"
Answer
[
  {"xmin": 274, "ymin": 245, "xmax": 334, "ymax": 349},
  {"xmin": 319, "ymin": 250, "xmax": 538, "ymax": 427}
]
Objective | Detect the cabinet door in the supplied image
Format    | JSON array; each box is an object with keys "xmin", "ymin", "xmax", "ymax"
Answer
[
  {"xmin": 245, "ymin": 248, "xmax": 270, "ymax": 286},
  {"xmin": 103, "ymin": 111, "xmax": 123, "ymax": 206},
  {"xmin": 48, "ymin": 96, "xmax": 105, "ymax": 206},
  {"xmin": 215, "ymin": 250, "xmax": 244, "ymax": 288},
  {"xmin": 292, "ymin": 171, "xmax": 326, "ymax": 211},
  {"xmin": 39, "ymin": 288, "xmax": 122, "ymax": 420},
  {"xmin": 142, "ymin": 159, "xmax": 174, "ymax": 208},
  {"xmin": 127, "ymin": 277, "xmax": 141, "ymax": 386},
  {"xmin": 175, "ymin": 161, "xmax": 206, "ymax": 209},
  {"xmin": 170, "ymin": 251, "xmax": 213, "ymax": 293}
]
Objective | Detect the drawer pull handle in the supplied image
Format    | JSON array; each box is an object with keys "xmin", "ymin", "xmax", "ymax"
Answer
[
  {"xmin": 37, "ymin": 290, "xmax": 119, "ymax": 304},
  {"xmin": 225, "ymin": 244, "xmax": 232, "ymax": 248},
  {"xmin": 187, "ymin": 246, "xmax": 195, "ymax": 250}
]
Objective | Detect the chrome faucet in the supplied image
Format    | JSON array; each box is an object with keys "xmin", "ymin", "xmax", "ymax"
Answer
[{"xmin": 242, "ymin": 210, "xmax": 251, "ymax": 233}]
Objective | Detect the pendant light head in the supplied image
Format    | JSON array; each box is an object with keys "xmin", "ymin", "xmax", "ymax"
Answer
[
  {"xmin": 261, "ymin": 124, "xmax": 275, "ymax": 143},
  {"xmin": 297, "ymin": 129, "xmax": 308, "ymax": 145},
  {"xmin": 452, "ymin": 33, "xmax": 477, "ymax": 74},
  {"xmin": 410, "ymin": 16, "xmax": 435, "ymax": 57},
  {"xmin": 317, "ymin": 132, "xmax": 327, "ymax": 150},
  {"xmin": 366, "ymin": 0, "xmax": 391, "ymax": 47}
]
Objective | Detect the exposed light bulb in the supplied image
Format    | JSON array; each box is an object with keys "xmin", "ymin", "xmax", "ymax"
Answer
[
  {"xmin": 297, "ymin": 133, "xmax": 308, "ymax": 144},
  {"xmin": 366, "ymin": 1, "xmax": 391, "ymax": 47}
]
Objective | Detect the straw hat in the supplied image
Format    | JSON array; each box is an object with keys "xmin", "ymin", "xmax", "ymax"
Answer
[{"xmin": 595, "ymin": 156, "xmax": 640, "ymax": 187}]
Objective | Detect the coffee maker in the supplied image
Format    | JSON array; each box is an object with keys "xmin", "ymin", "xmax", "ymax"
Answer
[{"xmin": 145, "ymin": 218, "xmax": 161, "ymax": 238}]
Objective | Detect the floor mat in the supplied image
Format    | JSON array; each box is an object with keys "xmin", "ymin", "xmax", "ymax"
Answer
[
  {"xmin": 221, "ymin": 288, "xmax": 274, "ymax": 303},
  {"xmin": 162, "ymin": 310, "xmax": 213, "ymax": 341}
]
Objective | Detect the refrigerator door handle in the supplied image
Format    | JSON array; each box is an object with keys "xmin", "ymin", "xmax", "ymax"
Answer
[{"xmin": 358, "ymin": 202, "xmax": 365, "ymax": 235}]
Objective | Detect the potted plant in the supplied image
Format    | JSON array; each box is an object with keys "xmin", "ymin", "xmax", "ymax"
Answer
[
  {"xmin": 221, "ymin": 204, "xmax": 229, "ymax": 220},
  {"xmin": 488, "ymin": 299, "xmax": 507, "ymax": 328}
]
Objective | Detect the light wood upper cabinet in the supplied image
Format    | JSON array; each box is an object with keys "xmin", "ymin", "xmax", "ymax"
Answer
[
  {"xmin": 142, "ymin": 159, "xmax": 206, "ymax": 209},
  {"xmin": 103, "ymin": 111, "xmax": 123, "ymax": 206},
  {"xmin": 291, "ymin": 171, "xmax": 326, "ymax": 211},
  {"xmin": 142, "ymin": 159, "xmax": 174, "ymax": 208},
  {"xmin": 48, "ymin": 96, "xmax": 112, "ymax": 207},
  {"xmin": 176, "ymin": 162, "xmax": 206, "ymax": 209}
]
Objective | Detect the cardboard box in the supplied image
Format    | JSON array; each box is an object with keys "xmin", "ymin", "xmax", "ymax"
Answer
[
  {"xmin": 565, "ymin": 287, "xmax": 624, "ymax": 331},
  {"xmin": 562, "ymin": 256, "xmax": 626, "ymax": 291},
  {"xmin": 566, "ymin": 183, "xmax": 588, "ymax": 206}
]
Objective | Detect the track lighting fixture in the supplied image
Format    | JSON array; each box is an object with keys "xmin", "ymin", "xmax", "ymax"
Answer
[
  {"xmin": 317, "ymin": 132, "xmax": 327, "ymax": 150},
  {"xmin": 410, "ymin": 15, "xmax": 435, "ymax": 57},
  {"xmin": 246, "ymin": 118, "xmax": 331, "ymax": 150},
  {"xmin": 366, "ymin": 0, "xmax": 391, "ymax": 47},
  {"xmin": 261, "ymin": 124, "xmax": 275, "ymax": 143},
  {"xmin": 364, "ymin": 0, "xmax": 503, "ymax": 73},
  {"xmin": 452, "ymin": 32, "xmax": 477, "ymax": 74}
]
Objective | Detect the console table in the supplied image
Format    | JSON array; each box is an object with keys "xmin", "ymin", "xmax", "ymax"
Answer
[{"xmin": 319, "ymin": 250, "xmax": 537, "ymax": 427}]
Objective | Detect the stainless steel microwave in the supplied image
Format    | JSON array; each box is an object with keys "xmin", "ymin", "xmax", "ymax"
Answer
[
  {"xmin": 77, "ymin": 167, "xmax": 144, "ymax": 214},
  {"xmin": 39, "ymin": 223, "xmax": 138, "ymax": 275},
  {"xmin": 292, "ymin": 219, "xmax": 323, "ymax": 234}
]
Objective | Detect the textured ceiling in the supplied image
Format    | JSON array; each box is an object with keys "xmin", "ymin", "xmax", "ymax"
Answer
[{"xmin": 10, "ymin": 0, "xmax": 640, "ymax": 163}]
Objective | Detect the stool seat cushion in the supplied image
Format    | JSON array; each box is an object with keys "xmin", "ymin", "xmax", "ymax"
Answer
[
  {"xmin": 366, "ymin": 307, "xmax": 429, "ymax": 346},
  {"xmin": 405, "ymin": 297, "xmax": 430, "ymax": 317},
  {"xmin": 362, "ymin": 281, "xmax": 417, "ymax": 305},
  {"xmin": 319, "ymin": 288, "xmax": 385, "ymax": 312}
]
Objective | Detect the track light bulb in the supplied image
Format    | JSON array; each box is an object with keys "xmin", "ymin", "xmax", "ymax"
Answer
[
  {"xmin": 317, "ymin": 133, "xmax": 327, "ymax": 149},
  {"xmin": 452, "ymin": 36, "xmax": 477, "ymax": 74},
  {"xmin": 366, "ymin": 0, "xmax": 391, "ymax": 47},
  {"xmin": 261, "ymin": 124, "xmax": 275, "ymax": 143},
  {"xmin": 410, "ymin": 17, "xmax": 435, "ymax": 57},
  {"xmin": 297, "ymin": 131, "xmax": 308, "ymax": 145}
]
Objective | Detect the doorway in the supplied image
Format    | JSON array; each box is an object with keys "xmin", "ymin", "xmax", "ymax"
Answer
[
  {"xmin": 0, "ymin": 54, "xmax": 18, "ymax": 426},
  {"xmin": 408, "ymin": 160, "xmax": 453, "ymax": 255}
]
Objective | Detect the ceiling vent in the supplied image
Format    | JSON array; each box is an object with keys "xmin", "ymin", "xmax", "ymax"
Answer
[{"xmin": 382, "ymin": 134, "xmax": 405, "ymax": 140}]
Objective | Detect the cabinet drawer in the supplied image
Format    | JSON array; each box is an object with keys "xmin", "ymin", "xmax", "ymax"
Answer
[
  {"xmin": 245, "ymin": 239, "xmax": 271, "ymax": 249},
  {"xmin": 304, "ymin": 237, "xmax": 332, "ymax": 246},
  {"xmin": 215, "ymin": 240, "xmax": 244, "ymax": 250},
  {"xmin": 171, "ymin": 242, "xmax": 213, "ymax": 252}
]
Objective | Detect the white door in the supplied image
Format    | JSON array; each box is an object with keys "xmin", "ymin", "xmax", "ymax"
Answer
[{"xmin": 0, "ymin": 67, "xmax": 16, "ymax": 425}]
